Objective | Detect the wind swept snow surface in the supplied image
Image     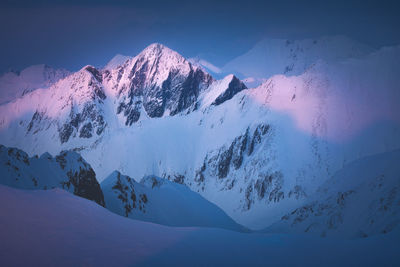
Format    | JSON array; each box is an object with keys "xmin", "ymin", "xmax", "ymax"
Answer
[
  {"xmin": 0, "ymin": 185, "xmax": 399, "ymax": 267},
  {"xmin": 101, "ymin": 172, "xmax": 245, "ymax": 231},
  {"xmin": 265, "ymin": 150, "xmax": 400, "ymax": 238}
]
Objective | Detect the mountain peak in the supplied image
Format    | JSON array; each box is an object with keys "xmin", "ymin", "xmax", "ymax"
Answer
[
  {"xmin": 80, "ymin": 65, "xmax": 102, "ymax": 82},
  {"xmin": 136, "ymin": 43, "xmax": 187, "ymax": 66},
  {"xmin": 142, "ymin": 42, "xmax": 169, "ymax": 53}
]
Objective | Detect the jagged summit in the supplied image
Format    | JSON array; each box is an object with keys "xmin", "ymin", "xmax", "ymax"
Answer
[
  {"xmin": 81, "ymin": 65, "xmax": 103, "ymax": 82},
  {"xmin": 141, "ymin": 42, "xmax": 168, "ymax": 53},
  {"xmin": 140, "ymin": 42, "xmax": 177, "ymax": 56},
  {"xmin": 134, "ymin": 43, "xmax": 186, "ymax": 64},
  {"xmin": 128, "ymin": 42, "xmax": 195, "ymax": 83},
  {"xmin": 104, "ymin": 42, "xmax": 215, "ymax": 124}
]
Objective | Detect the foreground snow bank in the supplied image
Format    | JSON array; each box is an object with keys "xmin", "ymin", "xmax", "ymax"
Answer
[
  {"xmin": 101, "ymin": 172, "xmax": 246, "ymax": 231},
  {"xmin": 0, "ymin": 185, "xmax": 399, "ymax": 266}
]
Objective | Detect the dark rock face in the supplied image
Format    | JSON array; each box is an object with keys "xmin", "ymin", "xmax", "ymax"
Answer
[
  {"xmin": 66, "ymin": 167, "xmax": 105, "ymax": 207},
  {"xmin": 84, "ymin": 66, "xmax": 103, "ymax": 83},
  {"xmin": 56, "ymin": 151, "xmax": 105, "ymax": 207},
  {"xmin": 79, "ymin": 123, "xmax": 93, "ymax": 138},
  {"xmin": 212, "ymin": 76, "xmax": 247, "ymax": 106},
  {"xmin": 117, "ymin": 100, "xmax": 142, "ymax": 126},
  {"xmin": 189, "ymin": 123, "xmax": 293, "ymax": 211},
  {"xmin": 195, "ymin": 162, "xmax": 206, "ymax": 182},
  {"xmin": 253, "ymin": 171, "xmax": 284, "ymax": 201},
  {"xmin": 248, "ymin": 124, "xmax": 270, "ymax": 156},
  {"xmin": 114, "ymin": 45, "xmax": 214, "ymax": 125},
  {"xmin": 0, "ymin": 145, "xmax": 105, "ymax": 207},
  {"xmin": 60, "ymin": 124, "xmax": 74, "ymax": 144},
  {"xmin": 243, "ymin": 171, "xmax": 285, "ymax": 211},
  {"xmin": 3, "ymin": 146, "xmax": 30, "ymax": 165},
  {"xmin": 106, "ymin": 171, "xmax": 148, "ymax": 216},
  {"xmin": 118, "ymin": 66, "xmax": 213, "ymax": 125},
  {"xmin": 59, "ymin": 103, "xmax": 106, "ymax": 143},
  {"xmin": 215, "ymin": 145, "xmax": 234, "ymax": 179},
  {"xmin": 168, "ymin": 68, "xmax": 213, "ymax": 115},
  {"xmin": 203, "ymin": 129, "xmax": 250, "ymax": 180},
  {"xmin": 231, "ymin": 128, "xmax": 249, "ymax": 170},
  {"xmin": 204, "ymin": 124, "xmax": 269, "ymax": 181},
  {"xmin": 27, "ymin": 111, "xmax": 45, "ymax": 134},
  {"xmin": 173, "ymin": 174, "xmax": 185, "ymax": 184},
  {"xmin": 162, "ymin": 173, "xmax": 186, "ymax": 185}
]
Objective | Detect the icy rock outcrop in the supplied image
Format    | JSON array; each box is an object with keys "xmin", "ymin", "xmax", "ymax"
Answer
[{"xmin": 0, "ymin": 145, "xmax": 105, "ymax": 206}]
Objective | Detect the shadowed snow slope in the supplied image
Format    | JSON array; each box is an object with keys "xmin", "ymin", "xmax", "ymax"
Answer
[
  {"xmin": 0, "ymin": 184, "xmax": 399, "ymax": 266},
  {"xmin": 101, "ymin": 171, "xmax": 245, "ymax": 231},
  {"xmin": 265, "ymin": 150, "xmax": 400, "ymax": 238},
  {"xmin": 0, "ymin": 145, "xmax": 105, "ymax": 207}
]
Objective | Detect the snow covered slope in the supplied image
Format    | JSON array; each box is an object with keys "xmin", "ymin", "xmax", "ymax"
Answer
[
  {"xmin": 0, "ymin": 41, "xmax": 399, "ymax": 230},
  {"xmin": 101, "ymin": 171, "xmax": 245, "ymax": 230},
  {"xmin": 0, "ymin": 145, "xmax": 105, "ymax": 206},
  {"xmin": 223, "ymin": 35, "xmax": 374, "ymax": 82},
  {"xmin": 0, "ymin": 64, "xmax": 70, "ymax": 104},
  {"xmin": 188, "ymin": 57, "xmax": 223, "ymax": 78},
  {"xmin": 103, "ymin": 54, "xmax": 131, "ymax": 71},
  {"xmin": 1, "ymin": 184, "xmax": 399, "ymax": 266},
  {"xmin": 264, "ymin": 150, "xmax": 400, "ymax": 238}
]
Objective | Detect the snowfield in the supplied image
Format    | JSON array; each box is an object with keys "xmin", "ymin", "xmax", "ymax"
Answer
[
  {"xmin": 265, "ymin": 149, "xmax": 400, "ymax": 238},
  {"xmin": 101, "ymin": 171, "xmax": 246, "ymax": 231},
  {"xmin": 0, "ymin": 184, "xmax": 399, "ymax": 267}
]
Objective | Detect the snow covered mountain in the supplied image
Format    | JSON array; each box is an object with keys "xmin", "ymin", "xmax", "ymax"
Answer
[
  {"xmin": 0, "ymin": 64, "xmax": 70, "ymax": 104},
  {"xmin": 0, "ymin": 39, "xmax": 399, "ymax": 230},
  {"xmin": 264, "ymin": 150, "xmax": 400, "ymax": 238},
  {"xmin": 0, "ymin": 145, "xmax": 105, "ymax": 206},
  {"xmin": 101, "ymin": 171, "xmax": 245, "ymax": 230},
  {"xmin": 223, "ymin": 35, "xmax": 374, "ymax": 83},
  {"xmin": 102, "ymin": 43, "xmax": 216, "ymax": 125}
]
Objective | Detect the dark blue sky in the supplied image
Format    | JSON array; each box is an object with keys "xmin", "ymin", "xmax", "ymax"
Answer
[{"xmin": 1, "ymin": 0, "xmax": 399, "ymax": 73}]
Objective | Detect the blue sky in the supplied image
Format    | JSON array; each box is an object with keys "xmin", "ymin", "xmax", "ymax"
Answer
[{"xmin": 1, "ymin": 0, "xmax": 399, "ymax": 73}]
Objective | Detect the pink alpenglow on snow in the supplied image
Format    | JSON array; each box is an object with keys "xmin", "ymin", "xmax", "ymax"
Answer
[{"xmin": 249, "ymin": 47, "xmax": 400, "ymax": 142}]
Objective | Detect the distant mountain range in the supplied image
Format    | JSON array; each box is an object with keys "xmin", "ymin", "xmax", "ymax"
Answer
[
  {"xmin": 0, "ymin": 36, "xmax": 399, "ymax": 231},
  {"xmin": 0, "ymin": 64, "xmax": 70, "ymax": 104}
]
